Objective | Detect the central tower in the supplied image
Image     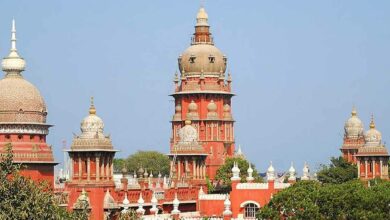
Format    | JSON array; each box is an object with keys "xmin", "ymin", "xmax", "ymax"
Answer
[{"xmin": 170, "ymin": 7, "xmax": 235, "ymax": 181}]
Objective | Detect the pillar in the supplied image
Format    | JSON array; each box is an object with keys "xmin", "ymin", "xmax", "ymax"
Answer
[
  {"xmin": 87, "ymin": 155, "xmax": 91, "ymax": 181},
  {"xmin": 365, "ymin": 159, "xmax": 368, "ymax": 179},
  {"xmin": 96, "ymin": 154, "xmax": 100, "ymax": 181},
  {"xmin": 357, "ymin": 160, "xmax": 360, "ymax": 178},
  {"xmin": 78, "ymin": 155, "xmax": 82, "ymax": 181},
  {"xmin": 192, "ymin": 158, "xmax": 196, "ymax": 179},
  {"xmin": 380, "ymin": 159, "xmax": 383, "ymax": 179}
]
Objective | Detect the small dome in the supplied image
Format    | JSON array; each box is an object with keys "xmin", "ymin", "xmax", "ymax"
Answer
[
  {"xmin": 364, "ymin": 116, "xmax": 382, "ymax": 146},
  {"xmin": 175, "ymin": 105, "xmax": 182, "ymax": 112},
  {"xmin": 223, "ymin": 104, "xmax": 230, "ymax": 112},
  {"xmin": 344, "ymin": 107, "xmax": 364, "ymax": 138},
  {"xmin": 188, "ymin": 100, "xmax": 198, "ymax": 111},
  {"xmin": 207, "ymin": 100, "xmax": 217, "ymax": 112},
  {"xmin": 178, "ymin": 44, "xmax": 226, "ymax": 76},
  {"xmin": 80, "ymin": 113, "xmax": 104, "ymax": 138}
]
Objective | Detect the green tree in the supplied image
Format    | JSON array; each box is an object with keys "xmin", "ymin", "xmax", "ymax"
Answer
[
  {"xmin": 257, "ymin": 180, "xmax": 390, "ymax": 219},
  {"xmin": 116, "ymin": 151, "xmax": 170, "ymax": 176},
  {"xmin": 0, "ymin": 144, "xmax": 87, "ymax": 220},
  {"xmin": 214, "ymin": 157, "xmax": 263, "ymax": 193},
  {"xmin": 113, "ymin": 158, "xmax": 126, "ymax": 173},
  {"xmin": 317, "ymin": 156, "xmax": 357, "ymax": 184}
]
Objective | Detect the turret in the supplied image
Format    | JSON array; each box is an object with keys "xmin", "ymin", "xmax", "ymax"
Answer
[
  {"xmin": 301, "ymin": 162, "xmax": 310, "ymax": 180},
  {"xmin": 246, "ymin": 163, "xmax": 254, "ymax": 182}
]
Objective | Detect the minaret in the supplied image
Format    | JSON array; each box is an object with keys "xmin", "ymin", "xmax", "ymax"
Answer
[
  {"xmin": 0, "ymin": 20, "xmax": 57, "ymax": 186},
  {"xmin": 170, "ymin": 6, "xmax": 235, "ymax": 181},
  {"xmin": 340, "ymin": 107, "xmax": 365, "ymax": 163}
]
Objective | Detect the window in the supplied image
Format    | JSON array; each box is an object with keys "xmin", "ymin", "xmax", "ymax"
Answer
[
  {"xmin": 189, "ymin": 55, "xmax": 196, "ymax": 63},
  {"xmin": 244, "ymin": 203, "xmax": 259, "ymax": 218},
  {"xmin": 209, "ymin": 55, "xmax": 215, "ymax": 63}
]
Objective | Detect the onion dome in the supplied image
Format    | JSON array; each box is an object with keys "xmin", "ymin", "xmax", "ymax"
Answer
[
  {"xmin": 266, "ymin": 161, "xmax": 275, "ymax": 181},
  {"xmin": 364, "ymin": 115, "xmax": 382, "ymax": 147},
  {"xmin": 246, "ymin": 163, "xmax": 254, "ymax": 182},
  {"xmin": 71, "ymin": 98, "xmax": 114, "ymax": 150},
  {"xmin": 178, "ymin": 7, "xmax": 227, "ymax": 77},
  {"xmin": 231, "ymin": 161, "xmax": 241, "ymax": 181},
  {"xmin": 207, "ymin": 100, "xmax": 218, "ymax": 119},
  {"xmin": 103, "ymin": 189, "xmax": 116, "ymax": 209},
  {"xmin": 223, "ymin": 104, "xmax": 233, "ymax": 120},
  {"xmin": 173, "ymin": 104, "xmax": 182, "ymax": 121},
  {"xmin": 0, "ymin": 20, "xmax": 47, "ymax": 124},
  {"xmin": 344, "ymin": 107, "xmax": 364, "ymax": 138},
  {"xmin": 288, "ymin": 162, "xmax": 296, "ymax": 181}
]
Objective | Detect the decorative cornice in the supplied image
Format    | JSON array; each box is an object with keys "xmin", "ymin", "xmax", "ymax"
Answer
[{"xmin": 0, "ymin": 124, "xmax": 50, "ymax": 135}]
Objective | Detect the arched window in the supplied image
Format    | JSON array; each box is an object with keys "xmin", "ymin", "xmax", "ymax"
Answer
[{"xmin": 244, "ymin": 203, "xmax": 259, "ymax": 218}]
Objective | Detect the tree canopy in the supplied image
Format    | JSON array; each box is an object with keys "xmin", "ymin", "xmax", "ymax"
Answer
[
  {"xmin": 114, "ymin": 151, "xmax": 170, "ymax": 176},
  {"xmin": 317, "ymin": 156, "xmax": 357, "ymax": 184},
  {"xmin": 0, "ymin": 144, "xmax": 88, "ymax": 220},
  {"xmin": 257, "ymin": 180, "xmax": 390, "ymax": 219},
  {"xmin": 214, "ymin": 157, "xmax": 263, "ymax": 193}
]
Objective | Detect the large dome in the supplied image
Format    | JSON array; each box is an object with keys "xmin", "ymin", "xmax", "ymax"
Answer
[
  {"xmin": 178, "ymin": 44, "xmax": 227, "ymax": 76},
  {"xmin": 0, "ymin": 76, "xmax": 47, "ymax": 124}
]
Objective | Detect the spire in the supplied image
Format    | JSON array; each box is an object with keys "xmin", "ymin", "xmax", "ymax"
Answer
[
  {"xmin": 89, "ymin": 97, "xmax": 97, "ymax": 115},
  {"xmin": 223, "ymin": 194, "xmax": 232, "ymax": 216},
  {"xmin": 2, "ymin": 19, "xmax": 26, "ymax": 77},
  {"xmin": 172, "ymin": 193, "xmax": 181, "ymax": 214},
  {"xmin": 11, "ymin": 19, "xmax": 17, "ymax": 52},
  {"xmin": 370, "ymin": 114, "xmax": 375, "ymax": 129},
  {"xmin": 351, "ymin": 106, "xmax": 357, "ymax": 117},
  {"xmin": 196, "ymin": 6, "xmax": 209, "ymax": 27}
]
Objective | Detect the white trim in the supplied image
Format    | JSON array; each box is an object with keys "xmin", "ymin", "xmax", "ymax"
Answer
[{"xmin": 240, "ymin": 200, "xmax": 260, "ymax": 208}]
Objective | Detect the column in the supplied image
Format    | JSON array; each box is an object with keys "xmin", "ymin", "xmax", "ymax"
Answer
[
  {"xmin": 106, "ymin": 156, "xmax": 110, "ymax": 180},
  {"xmin": 70, "ymin": 156, "xmax": 74, "ymax": 180},
  {"xmin": 87, "ymin": 155, "xmax": 91, "ymax": 181},
  {"xmin": 101, "ymin": 155, "xmax": 105, "ymax": 180},
  {"xmin": 185, "ymin": 158, "xmax": 188, "ymax": 178},
  {"xmin": 364, "ymin": 159, "xmax": 368, "ymax": 179},
  {"xmin": 110, "ymin": 156, "xmax": 114, "ymax": 178},
  {"xmin": 96, "ymin": 154, "xmax": 100, "ymax": 181},
  {"xmin": 380, "ymin": 159, "xmax": 383, "ymax": 179},
  {"xmin": 78, "ymin": 155, "xmax": 82, "ymax": 181},
  {"xmin": 203, "ymin": 163, "xmax": 206, "ymax": 179},
  {"xmin": 177, "ymin": 159, "xmax": 181, "ymax": 180},
  {"xmin": 357, "ymin": 160, "xmax": 360, "ymax": 178},
  {"xmin": 170, "ymin": 160, "xmax": 174, "ymax": 178},
  {"xmin": 196, "ymin": 162, "xmax": 200, "ymax": 179},
  {"xmin": 372, "ymin": 159, "xmax": 376, "ymax": 178},
  {"xmin": 192, "ymin": 158, "xmax": 196, "ymax": 179}
]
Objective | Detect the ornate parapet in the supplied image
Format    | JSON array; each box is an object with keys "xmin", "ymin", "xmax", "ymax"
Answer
[
  {"xmin": 236, "ymin": 183, "xmax": 269, "ymax": 190},
  {"xmin": 199, "ymin": 193, "xmax": 226, "ymax": 201}
]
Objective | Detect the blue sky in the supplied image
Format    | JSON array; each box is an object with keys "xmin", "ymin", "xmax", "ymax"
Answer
[{"xmin": 1, "ymin": 1, "xmax": 390, "ymax": 175}]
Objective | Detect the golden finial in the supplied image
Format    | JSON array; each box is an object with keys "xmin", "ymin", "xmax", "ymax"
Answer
[
  {"xmin": 369, "ymin": 114, "xmax": 375, "ymax": 129},
  {"xmin": 351, "ymin": 105, "xmax": 357, "ymax": 116},
  {"xmin": 185, "ymin": 119, "xmax": 192, "ymax": 125},
  {"xmin": 89, "ymin": 97, "xmax": 96, "ymax": 115}
]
